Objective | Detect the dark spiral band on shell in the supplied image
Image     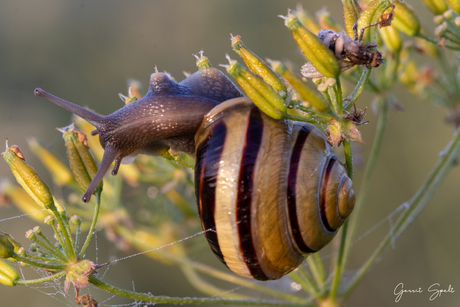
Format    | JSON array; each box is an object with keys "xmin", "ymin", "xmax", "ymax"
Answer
[{"xmin": 195, "ymin": 97, "xmax": 355, "ymax": 280}]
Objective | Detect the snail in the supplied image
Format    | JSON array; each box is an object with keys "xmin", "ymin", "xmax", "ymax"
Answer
[{"xmin": 34, "ymin": 66, "xmax": 355, "ymax": 280}]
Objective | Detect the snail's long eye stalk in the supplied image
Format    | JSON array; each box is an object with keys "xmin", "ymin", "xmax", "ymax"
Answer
[{"xmin": 34, "ymin": 88, "xmax": 106, "ymax": 129}]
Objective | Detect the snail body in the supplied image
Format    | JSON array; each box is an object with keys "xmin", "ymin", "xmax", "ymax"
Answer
[{"xmin": 35, "ymin": 67, "xmax": 354, "ymax": 280}]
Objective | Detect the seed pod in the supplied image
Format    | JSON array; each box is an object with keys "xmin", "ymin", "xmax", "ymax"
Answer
[
  {"xmin": 2, "ymin": 141, "xmax": 54, "ymax": 209},
  {"xmin": 342, "ymin": 0, "xmax": 362, "ymax": 38},
  {"xmin": 446, "ymin": 0, "xmax": 460, "ymax": 14},
  {"xmin": 231, "ymin": 34, "xmax": 287, "ymax": 93},
  {"xmin": 422, "ymin": 0, "xmax": 448, "ymax": 14},
  {"xmin": 268, "ymin": 60, "xmax": 330, "ymax": 112},
  {"xmin": 357, "ymin": 0, "xmax": 393, "ymax": 43},
  {"xmin": 224, "ymin": 57, "xmax": 286, "ymax": 119},
  {"xmin": 0, "ymin": 234, "xmax": 15, "ymax": 259},
  {"xmin": 379, "ymin": 25, "xmax": 402, "ymax": 53},
  {"xmin": 282, "ymin": 11, "xmax": 341, "ymax": 78},
  {"xmin": 0, "ymin": 231, "xmax": 21, "ymax": 255},
  {"xmin": 392, "ymin": 1, "xmax": 420, "ymax": 37},
  {"xmin": 60, "ymin": 125, "xmax": 102, "ymax": 195},
  {"xmin": 0, "ymin": 259, "xmax": 19, "ymax": 286}
]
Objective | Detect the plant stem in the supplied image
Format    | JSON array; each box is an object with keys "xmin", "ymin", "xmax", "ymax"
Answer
[
  {"xmin": 329, "ymin": 139, "xmax": 354, "ymax": 299},
  {"xmin": 88, "ymin": 275, "xmax": 312, "ymax": 306},
  {"xmin": 343, "ymin": 97, "xmax": 387, "ymax": 265},
  {"xmin": 416, "ymin": 32, "xmax": 460, "ymax": 50},
  {"xmin": 79, "ymin": 189, "xmax": 102, "ymax": 258},
  {"xmin": 13, "ymin": 254, "xmax": 66, "ymax": 270},
  {"xmin": 343, "ymin": 127, "xmax": 460, "ymax": 296},
  {"xmin": 344, "ymin": 68, "xmax": 372, "ymax": 111},
  {"xmin": 115, "ymin": 225, "xmax": 306, "ymax": 303},
  {"xmin": 33, "ymin": 232, "xmax": 68, "ymax": 262},
  {"xmin": 16, "ymin": 271, "xmax": 66, "ymax": 285},
  {"xmin": 283, "ymin": 113, "xmax": 330, "ymax": 124}
]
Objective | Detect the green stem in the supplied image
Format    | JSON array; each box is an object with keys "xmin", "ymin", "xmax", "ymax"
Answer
[
  {"xmin": 25, "ymin": 253, "xmax": 67, "ymax": 264},
  {"xmin": 88, "ymin": 275, "xmax": 312, "ymax": 306},
  {"xmin": 33, "ymin": 232, "xmax": 68, "ymax": 262},
  {"xmin": 289, "ymin": 269, "xmax": 322, "ymax": 299},
  {"xmin": 344, "ymin": 68, "xmax": 372, "ymax": 111},
  {"xmin": 16, "ymin": 271, "xmax": 66, "ymax": 285},
  {"xmin": 74, "ymin": 219, "xmax": 81, "ymax": 252},
  {"xmin": 312, "ymin": 253, "xmax": 325, "ymax": 286},
  {"xmin": 13, "ymin": 254, "xmax": 66, "ymax": 270},
  {"xmin": 335, "ymin": 78, "xmax": 343, "ymax": 115},
  {"xmin": 49, "ymin": 220, "xmax": 70, "ymax": 259},
  {"xmin": 416, "ymin": 32, "xmax": 460, "ymax": 50},
  {"xmin": 53, "ymin": 208, "xmax": 76, "ymax": 261},
  {"xmin": 343, "ymin": 140, "xmax": 354, "ymax": 180},
  {"xmin": 180, "ymin": 265, "xmax": 250, "ymax": 300},
  {"xmin": 305, "ymin": 257, "xmax": 324, "ymax": 291},
  {"xmin": 115, "ymin": 225, "xmax": 306, "ymax": 303},
  {"xmin": 283, "ymin": 113, "xmax": 330, "ymax": 124},
  {"xmin": 79, "ymin": 189, "xmax": 102, "ymax": 258},
  {"xmin": 344, "ymin": 127, "xmax": 460, "ymax": 296},
  {"xmin": 329, "ymin": 139, "xmax": 353, "ymax": 299},
  {"xmin": 344, "ymin": 97, "xmax": 388, "ymax": 264},
  {"xmin": 328, "ymin": 84, "xmax": 338, "ymax": 114}
]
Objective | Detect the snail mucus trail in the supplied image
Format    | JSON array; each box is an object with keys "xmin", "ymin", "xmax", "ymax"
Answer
[{"xmin": 34, "ymin": 66, "xmax": 355, "ymax": 280}]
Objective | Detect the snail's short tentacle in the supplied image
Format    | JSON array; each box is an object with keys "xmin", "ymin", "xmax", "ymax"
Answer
[
  {"xmin": 111, "ymin": 157, "xmax": 122, "ymax": 176},
  {"xmin": 34, "ymin": 88, "xmax": 106, "ymax": 128},
  {"xmin": 82, "ymin": 145, "xmax": 118, "ymax": 203}
]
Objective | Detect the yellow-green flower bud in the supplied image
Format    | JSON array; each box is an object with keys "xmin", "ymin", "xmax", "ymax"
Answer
[
  {"xmin": 0, "ymin": 234, "xmax": 15, "ymax": 259},
  {"xmin": 231, "ymin": 34, "xmax": 287, "ymax": 93},
  {"xmin": 446, "ymin": 0, "xmax": 460, "ymax": 14},
  {"xmin": 2, "ymin": 140, "xmax": 54, "ymax": 210},
  {"xmin": 44, "ymin": 215, "xmax": 55, "ymax": 226},
  {"xmin": 16, "ymin": 247, "xmax": 25, "ymax": 257},
  {"xmin": 268, "ymin": 59, "xmax": 330, "ymax": 112},
  {"xmin": 455, "ymin": 16, "xmax": 460, "ymax": 25},
  {"xmin": 282, "ymin": 12, "xmax": 341, "ymax": 78},
  {"xmin": 60, "ymin": 125, "xmax": 102, "ymax": 194},
  {"xmin": 357, "ymin": 0, "xmax": 393, "ymax": 43},
  {"xmin": 0, "ymin": 259, "xmax": 18, "ymax": 286},
  {"xmin": 70, "ymin": 215, "xmax": 81, "ymax": 226},
  {"xmin": 294, "ymin": 5, "xmax": 321, "ymax": 34},
  {"xmin": 392, "ymin": 1, "xmax": 420, "ymax": 37},
  {"xmin": 421, "ymin": 0, "xmax": 448, "ymax": 14},
  {"xmin": 342, "ymin": 0, "xmax": 362, "ymax": 38},
  {"xmin": 27, "ymin": 138, "xmax": 73, "ymax": 187},
  {"xmin": 193, "ymin": 50, "xmax": 212, "ymax": 69},
  {"xmin": 25, "ymin": 229, "xmax": 35, "ymax": 241},
  {"xmin": 443, "ymin": 9, "xmax": 453, "ymax": 19},
  {"xmin": 118, "ymin": 88, "xmax": 138, "ymax": 105},
  {"xmin": 224, "ymin": 56, "xmax": 286, "ymax": 119},
  {"xmin": 0, "ymin": 232, "xmax": 21, "ymax": 255},
  {"xmin": 317, "ymin": 8, "xmax": 342, "ymax": 32},
  {"xmin": 379, "ymin": 25, "xmax": 402, "ymax": 53}
]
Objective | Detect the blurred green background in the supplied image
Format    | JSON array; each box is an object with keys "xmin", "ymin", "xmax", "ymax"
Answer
[{"xmin": 0, "ymin": 0, "xmax": 459, "ymax": 306}]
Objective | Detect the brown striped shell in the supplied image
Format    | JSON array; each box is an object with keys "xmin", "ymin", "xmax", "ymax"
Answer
[{"xmin": 194, "ymin": 97, "xmax": 355, "ymax": 280}]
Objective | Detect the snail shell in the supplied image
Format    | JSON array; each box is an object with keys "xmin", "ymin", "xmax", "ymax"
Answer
[
  {"xmin": 195, "ymin": 98, "xmax": 354, "ymax": 280},
  {"xmin": 34, "ymin": 67, "xmax": 354, "ymax": 281}
]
